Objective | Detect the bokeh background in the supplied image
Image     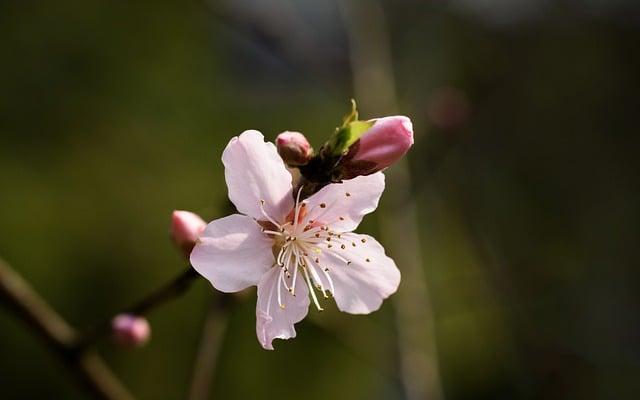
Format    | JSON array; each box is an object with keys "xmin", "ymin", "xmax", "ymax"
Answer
[{"xmin": 1, "ymin": 0, "xmax": 639, "ymax": 399}]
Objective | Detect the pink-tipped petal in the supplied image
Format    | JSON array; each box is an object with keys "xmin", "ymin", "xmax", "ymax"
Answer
[
  {"xmin": 303, "ymin": 172, "xmax": 385, "ymax": 232},
  {"xmin": 319, "ymin": 233, "xmax": 400, "ymax": 314},
  {"xmin": 190, "ymin": 214, "xmax": 274, "ymax": 293},
  {"xmin": 256, "ymin": 267, "xmax": 309, "ymax": 350},
  {"xmin": 223, "ymin": 130, "xmax": 294, "ymax": 222}
]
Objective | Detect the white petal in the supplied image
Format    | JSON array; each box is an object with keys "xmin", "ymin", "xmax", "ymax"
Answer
[
  {"xmin": 222, "ymin": 130, "xmax": 294, "ymax": 222},
  {"xmin": 303, "ymin": 172, "xmax": 385, "ymax": 232},
  {"xmin": 256, "ymin": 267, "xmax": 310, "ymax": 350},
  {"xmin": 317, "ymin": 233, "xmax": 400, "ymax": 314},
  {"xmin": 190, "ymin": 214, "xmax": 274, "ymax": 293}
]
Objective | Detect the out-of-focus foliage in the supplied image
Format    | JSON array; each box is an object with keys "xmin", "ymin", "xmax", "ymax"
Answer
[{"xmin": 1, "ymin": 0, "xmax": 638, "ymax": 399}]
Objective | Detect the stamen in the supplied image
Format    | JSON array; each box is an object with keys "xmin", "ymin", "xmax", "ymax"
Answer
[
  {"xmin": 277, "ymin": 268, "xmax": 285, "ymax": 309},
  {"xmin": 290, "ymin": 250, "xmax": 299, "ymax": 295},
  {"xmin": 306, "ymin": 253, "xmax": 335, "ymax": 296},
  {"xmin": 293, "ymin": 186, "xmax": 304, "ymax": 233},
  {"xmin": 303, "ymin": 265, "xmax": 323, "ymax": 311},
  {"xmin": 259, "ymin": 199, "xmax": 281, "ymax": 228},
  {"xmin": 299, "ymin": 251, "xmax": 327, "ymax": 297},
  {"xmin": 279, "ymin": 267, "xmax": 291, "ymax": 292}
]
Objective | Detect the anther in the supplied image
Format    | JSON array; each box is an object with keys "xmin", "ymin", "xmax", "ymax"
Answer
[
  {"xmin": 315, "ymin": 233, "xmax": 320, "ymax": 238},
  {"xmin": 320, "ymin": 203, "xmax": 326, "ymax": 208},
  {"xmin": 366, "ymin": 258, "xmax": 371, "ymax": 262},
  {"xmin": 339, "ymin": 216, "xmax": 345, "ymax": 221},
  {"xmin": 346, "ymin": 192, "xmax": 351, "ymax": 197},
  {"xmin": 341, "ymin": 244, "xmax": 346, "ymax": 249},
  {"xmin": 352, "ymin": 242, "xmax": 356, "ymax": 247},
  {"xmin": 361, "ymin": 238, "xmax": 366, "ymax": 243}
]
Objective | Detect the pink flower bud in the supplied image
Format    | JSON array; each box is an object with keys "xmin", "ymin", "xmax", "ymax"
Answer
[
  {"xmin": 112, "ymin": 314, "xmax": 151, "ymax": 347},
  {"xmin": 341, "ymin": 116, "xmax": 413, "ymax": 179},
  {"xmin": 276, "ymin": 131, "xmax": 313, "ymax": 166},
  {"xmin": 171, "ymin": 210, "xmax": 206, "ymax": 257}
]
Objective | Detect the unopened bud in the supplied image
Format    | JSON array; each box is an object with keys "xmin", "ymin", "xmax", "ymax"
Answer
[
  {"xmin": 112, "ymin": 314, "xmax": 151, "ymax": 347},
  {"xmin": 171, "ymin": 210, "xmax": 206, "ymax": 257},
  {"xmin": 276, "ymin": 131, "xmax": 313, "ymax": 166},
  {"xmin": 340, "ymin": 116, "xmax": 413, "ymax": 179}
]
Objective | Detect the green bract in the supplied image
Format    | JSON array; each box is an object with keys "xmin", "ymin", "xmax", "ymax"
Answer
[{"xmin": 324, "ymin": 100, "xmax": 374, "ymax": 157}]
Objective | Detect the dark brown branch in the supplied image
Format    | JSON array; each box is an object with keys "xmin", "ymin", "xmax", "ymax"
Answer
[{"xmin": 0, "ymin": 258, "xmax": 135, "ymax": 400}]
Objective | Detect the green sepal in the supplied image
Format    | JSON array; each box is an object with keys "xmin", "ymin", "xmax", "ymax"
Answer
[{"xmin": 325, "ymin": 100, "xmax": 374, "ymax": 157}]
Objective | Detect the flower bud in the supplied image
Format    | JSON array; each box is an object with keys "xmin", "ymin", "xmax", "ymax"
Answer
[
  {"xmin": 171, "ymin": 210, "xmax": 206, "ymax": 257},
  {"xmin": 340, "ymin": 116, "xmax": 413, "ymax": 179},
  {"xmin": 276, "ymin": 131, "xmax": 313, "ymax": 166},
  {"xmin": 112, "ymin": 314, "xmax": 151, "ymax": 348}
]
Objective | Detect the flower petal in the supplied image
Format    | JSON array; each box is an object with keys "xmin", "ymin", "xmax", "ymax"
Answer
[
  {"xmin": 223, "ymin": 130, "xmax": 295, "ymax": 222},
  {"xmin": 303, "ymin": 172, "xmax": 385, "ymax": 232},
  {"xmin": 190, "ymin": 214, "xmax": 274, "ymax": 293},
  {"xmin": 317, "ymin": 233, "xmax": 400, "ymax": 314},
  {"xmin": 256, "ymin": 267, "xmax": 310, "ymax": 350}
]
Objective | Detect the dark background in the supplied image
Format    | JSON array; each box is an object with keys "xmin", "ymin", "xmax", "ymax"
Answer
[{"xmin": 1, "ymin": 0, "xmax": 639, "ymax": 399}]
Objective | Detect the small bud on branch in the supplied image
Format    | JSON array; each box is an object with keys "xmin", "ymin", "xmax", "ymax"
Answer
[
  {"xmin": 339, "ymin": 115, "xmax": 414, "ymax": 179},
  {"xmin": 171, "ymin": 211, "xmax": 206, "ymax": 258},
  {"xmin": 112, "ymin": 314, "xmax": 151, "ymax": 348},
  {"xmin": 276, "ymin": 131, "xmax": 314, "ymax": 166}
]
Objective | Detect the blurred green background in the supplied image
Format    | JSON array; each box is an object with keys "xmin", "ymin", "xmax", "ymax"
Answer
[{"xmin": 1, "ymin": 0, "xmax": 639, "ymax": 399}]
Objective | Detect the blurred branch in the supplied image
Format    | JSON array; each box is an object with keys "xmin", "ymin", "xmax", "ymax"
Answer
[
  {"xmin": 0, "ymin": 257, "xmax": 135, "ymax": 400},
  {"xmin": 187, "ymin": 294, "xmax": 232, "ymax": 400},
  {"xmin": 80, "ymin": 267, "xmax": 200, "ymax": 349},
  {"xmin": 339, "ymin": 1, "xmax": 445, "ymax": 400}
]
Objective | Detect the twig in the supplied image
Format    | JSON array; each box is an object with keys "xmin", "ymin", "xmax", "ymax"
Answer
[
  {"xmin": 338, "ymin": 1, "xmax": 445, "ymax": 399},
  {"xmin": 79, "ymin": 267, "xmax": 200, "ymax": 349},
  {"xmin": 0, "ymin": 257, "xmax": 135, "ymax": 400},
  {"xmin": 187, "ymin": 294, "xmax": 233, "ymax": 400}
]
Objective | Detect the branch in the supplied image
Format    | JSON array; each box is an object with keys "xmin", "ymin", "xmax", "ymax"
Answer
[
  {"xmin": 0, "ymin": 258, "xmax": 135, "ymax": 400},
  {"xmin": 187, "ymin": 294, "xmax": 233, "ymax": 400},
  {"xmin": 338, "ymin": 1, "xmax": 445, "ymax": 399},
  {"xmin": 79, "ymin": 267, "xmax": 200, "ymax": 349}
]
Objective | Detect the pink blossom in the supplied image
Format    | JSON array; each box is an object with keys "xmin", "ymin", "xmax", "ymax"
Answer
[
  {"xmin": 112, "ymin": 314, "xmax": 151, "ymax": 347},
  {"xmin": 342, "ymin": 116, "xmax": 414, "ymax": 179},
  {"xmin": 171, "ymin": 210, "xmax": 206, "ymax": 257},
  {"xmin": 190, "ymin": 131, "xmax": 401, "ymax": 350}
]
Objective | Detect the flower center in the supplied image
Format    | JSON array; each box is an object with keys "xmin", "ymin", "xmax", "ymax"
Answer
[{"xmin": 257, "ymin": 189, "xmax": 355, "ymax": 312}]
